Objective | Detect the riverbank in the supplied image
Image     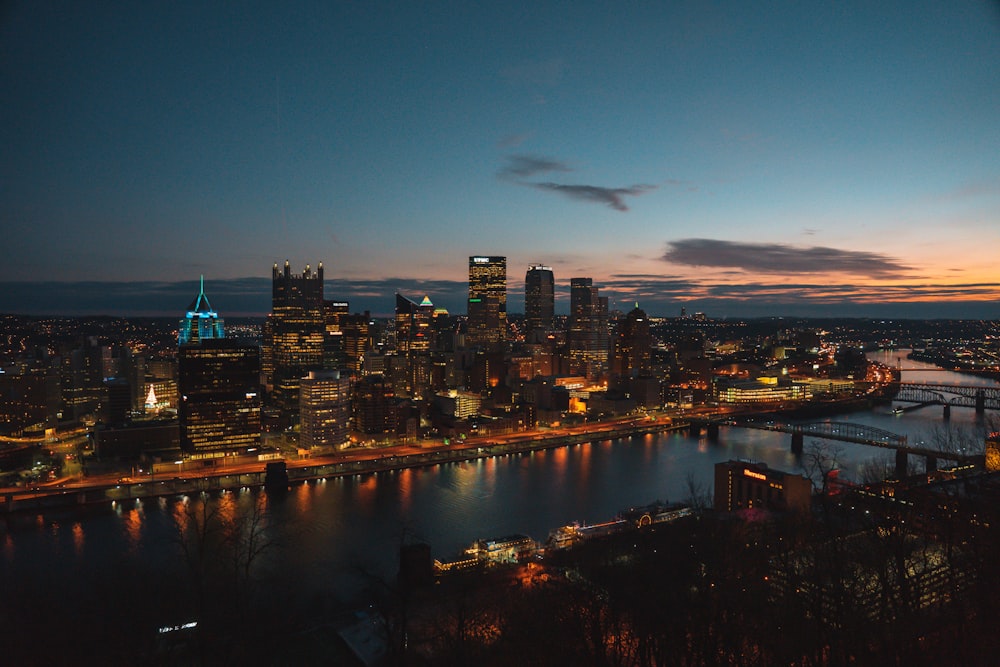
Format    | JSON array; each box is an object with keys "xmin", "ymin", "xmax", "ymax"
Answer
[
  {"xmin": 2, "ymin": 417, "xmax": 685, "ymax": 516},
  {"xmin": 907, "ymin": 349, "xmax": 1000, "ymax": 381}
]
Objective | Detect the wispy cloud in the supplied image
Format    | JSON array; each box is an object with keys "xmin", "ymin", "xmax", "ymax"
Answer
[
  {"xmin": 497, "ymin": 152, "xmax": 659, "ymax": 212},
  {"xmin": 529, "ymin": 182, "xmax": 657, "ymax": 211},
  {"xmin": 4, "ymin": 275, "xmax": 1000, "ymax": 319},
  {"xmin": 498, "ymin": 154, "xmax": 572, "ymax": 179},
  {"xmin": 662, "ymin": 239, "xmax": 911, "ymax": 279}
]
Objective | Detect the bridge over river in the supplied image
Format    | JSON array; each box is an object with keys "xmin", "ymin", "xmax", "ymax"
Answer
[
  {"xmin": 893, "ymin": 383, "xmax": 1000, "ymax": 417},
  {"xmin": 687, "ymin": 417, "xmax": 983, "ymax": 479}
]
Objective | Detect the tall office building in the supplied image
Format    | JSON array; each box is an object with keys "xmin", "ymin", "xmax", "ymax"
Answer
[
  {"xmin": 613, "ymin": 303, "xmax": 653, "ymax": 378},
  {"xmin": 567, "ymin": 278, "xmax": 609, "ymax": 379},
  {"xmin": 395, "ymin": 293, "xmax": 435, "ymax": 355},
  {"xmin": 323, "ymin": 300, "xmax": 351, "ymax": 371},
  {"xmin": 178, "ymin": 276, "xmax": 224, "ymax": 346},
  {"xmin": 395, "ymin": 293, "xmax": 435, "ymax": 399},
  {"xmin": 266, "ymin": 261, "xmax": 325, "ymax": 426},
  {"xmin": 299, "ymin": 370, "xmax": 351, "ymax": 449},
  {"xmin": 178, "ymin": 338, "xmax": 261, "ymax": 455},
  {"xmin": 340, "ymin": 311, "xmax": 372, "ymax": 374},
  {"xmin": 352, "ymin": 374, "xmax": 398, "ymax": 440},
  {"xmin": 467, "ymin": 255, "xmax": 507, "ymax": 348},
  {"xmin": 524, "ymin": 264, "xmax": 554, "ymax": 340}
]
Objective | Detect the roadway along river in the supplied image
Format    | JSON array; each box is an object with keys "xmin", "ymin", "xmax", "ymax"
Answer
[{"xmin": 2, "ymin": 350, "xmax": 997, "ymax": 639}]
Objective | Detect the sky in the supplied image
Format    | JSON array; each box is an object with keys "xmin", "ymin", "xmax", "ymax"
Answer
[{"xmin": 2, "ymin": 1, "xmax": 999, "ymax": 319}]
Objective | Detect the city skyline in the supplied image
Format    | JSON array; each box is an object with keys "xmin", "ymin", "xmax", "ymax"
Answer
[{"xmin": 2, "ymin": 2, "xmax": 999, "ymax": 318}]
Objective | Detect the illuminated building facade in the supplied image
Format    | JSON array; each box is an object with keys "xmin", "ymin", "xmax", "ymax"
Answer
[
  {"xmin": 714, "ymin": 377, "xmax": 807, "ymax": 404},
  {"xmin": 299, "ymin": 370, "xmax": 351, "ymax": 449},
  {"xmin": 613, "ymin": 303, "xmax": 652, "ymax": 378},
  {"xmin": 395, "ymin": 293, "xmax": 435, "ymax": 399},
  {"xmin": 987, "ymin": 433, "xmax": 1000, "ymax": 471},
  {"xmin": 266, "ymin": 261, "xmax": 325, "ymax": 426},
  {"xmin": 713, "ymin": 460, "xmax": 811, "ymax": 513},
  {"xmin": 567, "ymin": 277, "xmax": 609, "ymax": 379},
  {"xmin": 467, "ymin": 256, "xmax": 507, "ymax": 348},
  {"xmin": 323, "ymin": 300, "xmax": 351, "ymax": 371},
  {"xmin": 524, "ymin": 264, "xmax": 554, "ymax": 339},
  {"xmin": 352, "ymin": 374, "xmax": 398, "ymax": 440},
  {"xmin": 434, "ymin": 389, "xmax": 482, "ymax": 419},
  {"xmin": 0, "ymin": 368, "xmax": 59, "ymax": 434},
  {"xmin": 339, "ymin": 311, "xmax": 372, "ymax": 375},
  {"xmin": 178, "ymin": 276, "xmax": 224, "ymax": 346},
  {"xmin": 178, "ymin": 338, "xmax": 261, "ymax": 454}
]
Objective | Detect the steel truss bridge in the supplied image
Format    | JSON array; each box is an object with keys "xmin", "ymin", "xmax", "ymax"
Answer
[
  {"xmin": 892, "ymin": 383, "xmax": 1000, "ymax": 412},
  {"xmin": 689, "ymin": 417, "xmax": 982, "ymax": 478}
]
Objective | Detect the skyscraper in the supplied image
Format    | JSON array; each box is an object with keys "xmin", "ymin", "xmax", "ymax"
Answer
[
  {"xmin": 613, "ymin": 303, "xmax": 653, "ymax": 378},
  {"xmin": 524, "ymin": 264, "xmax": 554, "ymax": 339},
  {"xmin": 467, "ymin": 255, "xmax": 506, "ymax": 348},
  {"xmin": 323, "ymin": 300, "xmax": 351, "ymax": 371},
  {"xmin": 178, "ymin": 332, "xmax": 260, "ymax": 455},
  {"xmin": 176, "ymin": 272, "xmax": 258, "ymax": 457},
  {"xmin": 178, "ymin": 276, "xmax": 224, "ymax": 346},
  {"xmin": 395, "ymin": 293, "xmax": 435, "ymax": 398},
  {"xmin": 567, "ymin": 277, "xmax": 609, "ymax": 379},
  {"xmin": 265, "ymin": 261, "xmax": 325, "ymax": 427},
  {"xmin": 299, "ymin": 370, "xmax": 351, "ymax": 450}
]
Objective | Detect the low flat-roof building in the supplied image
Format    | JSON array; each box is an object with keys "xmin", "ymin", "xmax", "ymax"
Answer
[{"xmin": 714, "ymin": 460, "xmax": 812, "ymax": 513}]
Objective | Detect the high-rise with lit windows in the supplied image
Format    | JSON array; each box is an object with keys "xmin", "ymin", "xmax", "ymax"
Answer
[
  {"xmin": 567, "ymin": 277, "xmax": 609, "ymax": 379},
  {"xmin": 299, "ymin": 370, "xmax": 351, "ymax": 449},
  {"xmin": 178, "ymin": 338, "xmax": 261, "ymax": 455},
  {"xmin": 265, "ymin": 261, "xmax": 325, "ymax": 427},
  {"xmin": 613, "ymin": 303, "xmax": 652, "ymax": 378},
  {"xmin": 395, "ymin": 293, "xmax": 435, "ymax": 399},
  {"xmin": 524, "ymin": 264, "xmax": 554, "ymax": 339},
  {"xmin": 467, "ymin": 256, "xmax": 506, "ymax": 348}
]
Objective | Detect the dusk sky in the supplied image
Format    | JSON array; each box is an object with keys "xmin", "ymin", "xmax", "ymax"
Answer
[{"xmin": 2, "ymin": 1, "xmax": 999, "ymax": 318}]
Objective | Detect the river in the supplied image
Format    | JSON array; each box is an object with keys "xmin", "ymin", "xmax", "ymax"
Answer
[{"xmin": 2, "ymin": 350, "xmax": 997, "ymax": 645}]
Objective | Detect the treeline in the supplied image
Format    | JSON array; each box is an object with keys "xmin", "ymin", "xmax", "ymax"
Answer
[{"xmin": 396, "ymin": 495, "xmax": 1000, "ymax": 666}]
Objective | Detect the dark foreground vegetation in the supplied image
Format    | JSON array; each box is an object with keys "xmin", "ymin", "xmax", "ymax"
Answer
[
  {"xmin": 3, "ymin": 471, "xmax": 1000, "ymax": 665},
  {"xmin": 393, "ymin": 484, "xmax": 1000, "ymax": 666}
]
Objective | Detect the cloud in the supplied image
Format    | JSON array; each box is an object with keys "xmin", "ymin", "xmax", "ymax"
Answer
[
  {"xmin": 4, "ymin": 275, "xmax": 1000, "ymax": 320},
  {"xmin": 498, "ymin": 154, "xmax": 572, "ymax": 179},
  {"xmin": 660, "ymin": 178, "xmax": 699, "ymax": 193},
  {"xmin": 529, "ymin": 182, "xmax": 656, "ymax": 211},
  {"xmin": 662, "ymin": 239, "xmax": 911, "ymax": 279},
  {"xmin": 497, "ymin": 152, "xmax": 659, "ymax": 211}
]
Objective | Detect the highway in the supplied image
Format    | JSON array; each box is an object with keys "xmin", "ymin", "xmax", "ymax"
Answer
[{"xmin": 1, "ymin": 413, "xmax": 684, "ymax": 512}]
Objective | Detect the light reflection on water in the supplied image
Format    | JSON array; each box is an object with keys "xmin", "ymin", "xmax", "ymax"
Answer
[{"xmin": 3, "ymin": 351, "xmax": 997, "ymax": 600}]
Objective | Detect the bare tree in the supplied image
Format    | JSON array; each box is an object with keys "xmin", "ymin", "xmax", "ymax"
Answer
[
  {"xmin": 922, "ymin": 421, "xmax": 984, "ymax": 456},
  {"xmin": 683, "ymin": 471, "xmax": 712, "ymax": 512},
  {"xmin": 801, "ymin": 440, "xmax": 844, "ymax": 494}
]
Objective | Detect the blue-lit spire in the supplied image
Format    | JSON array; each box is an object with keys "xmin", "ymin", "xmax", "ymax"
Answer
[
  {"xmin": 187, "ymin": 275, "xmax": 215, "ymax": 314},
  {"xmin": 179, "ymin": 276, "xmax": 225, "ymax": 345}
]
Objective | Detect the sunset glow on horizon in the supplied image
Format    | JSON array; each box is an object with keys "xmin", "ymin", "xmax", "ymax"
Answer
[{"xmin": 1, "ymin": 1, "xmax": 997, "ymax": 318}]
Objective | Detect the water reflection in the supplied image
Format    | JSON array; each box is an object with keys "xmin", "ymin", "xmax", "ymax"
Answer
[
  {"xmin": 122, "ymin": 506, "xmax": 143, "ymax": 553},
  {"xmin": 4, "ymin": 354, "xmax": 997, "ymax": 610}
]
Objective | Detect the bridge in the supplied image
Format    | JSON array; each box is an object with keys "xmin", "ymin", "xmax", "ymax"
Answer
[
  {"xmin": 687, "ymin": 417, "xmax": 982, "ymax": 479},
  {"xmin": 892, "ymin": 383, "xmax": 1000, "ymax": 418}
]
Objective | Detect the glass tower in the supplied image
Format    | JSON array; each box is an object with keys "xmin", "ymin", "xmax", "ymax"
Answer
[
  {"xmin": 524, "ymin": 264, "xmax": 554, "ymax": 338},
  {"xmin": 467, "ymin": 256, "xmax": 507, "ymax": 348},
  {"xmin": 266, "ymin": 261, "xmax": 325, "ymax": 427}
]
